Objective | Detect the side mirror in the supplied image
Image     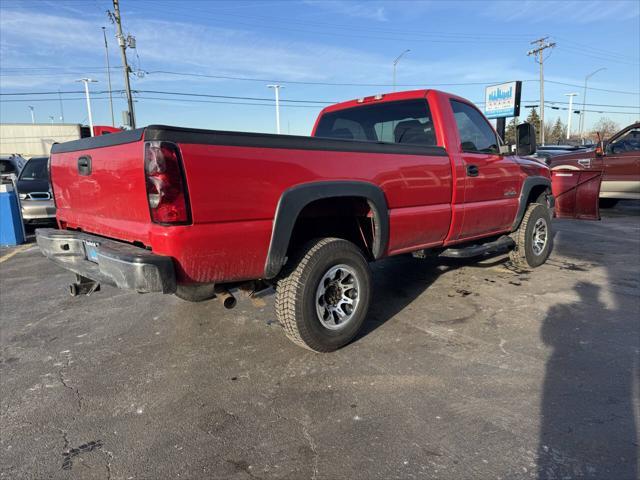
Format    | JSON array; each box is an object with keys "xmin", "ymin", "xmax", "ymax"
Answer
[
  {"xmin": 595, "ymin": 142, "xmax": 605, "ymax": 156},
  {"xmin": 516, "ymin": 122, "xmax": 536, "ymax": 156},
  {"xmin": 595, "ymin": 132, "xmax": 604, "ymax": 156}
]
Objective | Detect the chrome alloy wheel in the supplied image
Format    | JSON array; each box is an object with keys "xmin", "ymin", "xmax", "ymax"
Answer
[
  {"xmin": 532, "ymin": 217, "xmax": 548, "ymax": 256},
  {"xmin": 315, "ymin": 264, "xmax": 361, "ymax": 330}
]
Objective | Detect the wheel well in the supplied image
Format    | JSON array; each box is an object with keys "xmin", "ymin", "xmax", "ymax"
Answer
[
  {"xmin": 526, "ymin": 184, "xmax": 551, "ymax": 206},
  {"xmin": 287, "ymin": 197, "xmax": 376, "ymax": 260}
]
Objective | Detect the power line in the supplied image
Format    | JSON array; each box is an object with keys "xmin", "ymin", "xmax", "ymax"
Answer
[
  {"xmin": 0, "ymin": 90, "xmax": 118, "ymax": 96},
  {"xmin": 1, "ymin": 90, "xmax": 638, "ymax": 112},
  {"xmin": 524, "ymin": 105, "xmax": 638, "ymax": 115},
  {"xmin": 136, "ymin": 89, "xmax": 332, "ymax": 104},
  {"xmin": 2, "ymin": 94, "xmax": 637, "ymax": 115},
  {"xmin": 2, "ymin": 69, "xmax": 638, "ymax": 95},
  {"xmin": 145, "ymin": 71, "xmax": 640, "ymax": 95}
]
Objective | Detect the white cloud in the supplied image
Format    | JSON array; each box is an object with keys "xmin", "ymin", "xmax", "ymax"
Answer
[
  {"xmin": 302, "ymin": 0, "xmax": 388, "ymax": 22},
  {"xmin": 0, "ymin": 5, "xmax": 635, "ymax": 99},
  {"xmin": 481, "ymin": 0, "xmax": 639, "ymax": 24}
]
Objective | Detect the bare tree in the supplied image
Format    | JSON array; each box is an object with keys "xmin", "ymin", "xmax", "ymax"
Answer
[{"xmin": 590, "ymin": 117, "xmax": 619, "ymax": 141}]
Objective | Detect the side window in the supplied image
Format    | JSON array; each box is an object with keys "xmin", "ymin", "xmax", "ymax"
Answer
[
  {"xmin": 450, "ymin": 100, "xmax": 499, "ymax": 154},
  {"xmin": 609, "ymin": 128, "xmax": 640, "ymax": 153},
  {"xmin": 0, "ymin": 160, "xmax": 16, "ymax": 175}
]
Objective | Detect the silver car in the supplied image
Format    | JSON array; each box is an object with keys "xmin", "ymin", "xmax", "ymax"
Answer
[{"xmin": 17, "ymin": 156, "xmax": 56, "ymax": 224}]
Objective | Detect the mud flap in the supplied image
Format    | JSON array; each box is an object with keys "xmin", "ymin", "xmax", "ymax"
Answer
[{"xmin": 551, "ymin": 169, "xmax": 603, "ymax": 220}]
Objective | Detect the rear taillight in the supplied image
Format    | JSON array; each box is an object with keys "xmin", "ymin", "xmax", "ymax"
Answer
[{"xmin": 144, "ymin": 141, "xmax": 191, "ymax": 224}]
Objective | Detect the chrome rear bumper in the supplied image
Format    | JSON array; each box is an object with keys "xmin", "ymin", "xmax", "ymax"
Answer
[{"xmin": 36, "ymin": 228, "xmax": 176, "ymax": 294}]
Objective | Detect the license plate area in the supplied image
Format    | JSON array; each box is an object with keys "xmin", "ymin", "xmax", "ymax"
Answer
[{"xmin": 83, "ymin": 240, "xmax": 100, "ymax": 263}]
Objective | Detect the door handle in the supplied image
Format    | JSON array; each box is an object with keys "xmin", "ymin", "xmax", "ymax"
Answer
[
  {"xmin": 467, "ymin": 164, "xmax": 479, "ymax": 177},
  {"xmin": 77, "ymin": 155, "xmax": 92, "ymax": 176}
]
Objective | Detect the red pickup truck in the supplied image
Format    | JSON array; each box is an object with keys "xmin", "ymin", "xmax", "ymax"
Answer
[{"xmin": 36, "ymin": 89, "xmax": 600, "ymax": 351}]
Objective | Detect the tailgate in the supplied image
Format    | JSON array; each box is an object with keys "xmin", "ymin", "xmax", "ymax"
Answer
[{"xmin": 50, "ymin": 129, "xmax": 152, "ymax": 244}]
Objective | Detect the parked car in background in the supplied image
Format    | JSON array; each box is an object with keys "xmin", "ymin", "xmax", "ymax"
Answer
[
  {"xmin": 538, "ymin": 145, "xmax": 589, "ymax": 154},
  {"xmin": 0, "ymin": 154, "xmax": 27, "ymax": 179},
  {"xmin": 549, "ymin": 122, "xmax": 640, "ymax": 207},
  {"xmin": 533, "ymin": 145, "xmax": 589, "ymax": 164},
  {"xmin": 17, "ymin": 156, "xmax": 56, "ymax": 225}
]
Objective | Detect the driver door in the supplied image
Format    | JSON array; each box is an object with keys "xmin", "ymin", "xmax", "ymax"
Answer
[
  {"xmin": 603, "ymin": 125, "xmax": 640, "ymax": 198},
  {"xmin": 450, "ymin": 100, "xmax": 521, "ymax": 239}
]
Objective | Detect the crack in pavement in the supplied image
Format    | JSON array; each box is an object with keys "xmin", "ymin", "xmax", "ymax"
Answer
[
  {"xmin": 301, "ymin": 422, "xmax": 319, "ymax": 480},
  {"xmin": 57, "ymin": 353, "xmax": 82, "ymax": 412},
  {"xmin": 270, "ymin": 408, "xmax": 319, "ymax": 480},
  {"xmin": 101, "ymin": 447, "xmax": 114, "ymax": 480}
]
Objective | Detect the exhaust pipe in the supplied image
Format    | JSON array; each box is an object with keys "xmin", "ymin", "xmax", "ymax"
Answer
[{"xmin": 216, "ymin": 288, "xmax": 237, "ymax": 309}]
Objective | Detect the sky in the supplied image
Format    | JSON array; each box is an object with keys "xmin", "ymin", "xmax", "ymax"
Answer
[{"xmin": 1, "ymin": 0, "xmax": 639, "ymax": 136}]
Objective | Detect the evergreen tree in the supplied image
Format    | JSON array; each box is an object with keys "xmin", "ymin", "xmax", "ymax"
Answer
[
  {"xmin": 526, "ymin": 108, "xmax": 541, "ymax": 134},
  {"xmin": 504, "ymin": 117, "xmax": 518, "ymax": 145},
  {"xmin": 550, "ymin": 118, "xmax": 566, "ymax": 144}
]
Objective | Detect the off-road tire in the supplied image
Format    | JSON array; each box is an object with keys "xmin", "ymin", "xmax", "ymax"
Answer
[
  {"xmin": 275, "ymin": 238, "xmax": 371, "ymax": 352},
  {"xmin": 175, "ymin": 283, "xmax": 216, "ymax": 302},
  {"xmin": 509, "ymin": 202, "xmax": 552, "ymax": 270}
]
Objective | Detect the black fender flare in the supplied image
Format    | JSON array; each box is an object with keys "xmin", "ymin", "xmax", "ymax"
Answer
[
  {"xmin": 264, "ymin": 181, "xmax": 389, "ymax": 278},
  {"xmin": 512, "ymin": 176, "xmax": 552, "ymax": 231}
]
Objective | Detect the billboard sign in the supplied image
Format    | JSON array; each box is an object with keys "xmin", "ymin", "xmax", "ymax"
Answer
[{"xmin": 484, "ymin": 81, "xmax": 522, "ymax": 119}]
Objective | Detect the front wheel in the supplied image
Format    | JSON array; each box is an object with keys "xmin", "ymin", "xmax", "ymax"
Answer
[
  {"xmin": 509, "ymin": 203, "xmax": 553, "ymax": 270},
  {"xmin": 275, "ymin": 238, "xmax": 371, "ymax": 352}
]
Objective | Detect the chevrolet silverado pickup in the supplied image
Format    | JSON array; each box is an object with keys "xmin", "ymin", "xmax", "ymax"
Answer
[{"xmin": 36, "ymin": 89, "xmax": 601, "ymax": 352}]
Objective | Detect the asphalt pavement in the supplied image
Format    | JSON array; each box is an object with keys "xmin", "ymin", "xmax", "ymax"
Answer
[{"xmin": 1, "ymin": 203, "xmax": 638, "ymax": 479}]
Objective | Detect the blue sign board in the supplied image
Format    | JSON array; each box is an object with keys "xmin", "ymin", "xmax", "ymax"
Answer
[{"xmin": 484, "ymin": 81, "xmax": 522, "ymax": 119}]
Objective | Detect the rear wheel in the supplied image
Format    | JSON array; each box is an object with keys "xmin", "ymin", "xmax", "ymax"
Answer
[
  {"xmin": 509, "ymin": 203, "xmax": 553, "ymax": 270},
  {"xmin": 275, "ymin": 238, "xmax": 371, "ymax": 352}
]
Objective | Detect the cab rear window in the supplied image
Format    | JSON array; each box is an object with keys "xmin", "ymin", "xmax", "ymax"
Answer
[{"xmin": 315, "ymin": 100, "xmax": 437, "ymax": 146}]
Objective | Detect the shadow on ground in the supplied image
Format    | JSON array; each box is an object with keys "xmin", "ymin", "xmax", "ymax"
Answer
[{"xmin": 537, "ymin": 200, "xmax": 639, "ymax": 479}]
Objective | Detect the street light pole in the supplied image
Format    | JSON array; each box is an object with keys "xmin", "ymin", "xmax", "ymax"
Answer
[
  {"xmin": 28, "ymin": 105, "xmax": 35, "ymax": 124},
  {"xmin": 77, "ymin": 78, "xmax": 98, "ymax": 136},
  {"xmin": 267, "ymin": 84, "xmax": 283, "ymax": 134},
  {"xmin": 564, "ymin": 92, "xmax": 578, "ymax": 140},
  {"xmin": 392, "ymin": 49, "xmax": 410, "ymax": 92},
  {"xmin": 102, "ymin": 26, "xmax": 115, "ymax": 127},
  {"xmin": 579, "ymin": 67, "xmax": 606, "ymax": 142}
]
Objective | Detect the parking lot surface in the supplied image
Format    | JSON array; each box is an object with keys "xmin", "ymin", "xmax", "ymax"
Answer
[{"xmin": 1, "ymin": 203, "xmax": 639, "ymax": 480}]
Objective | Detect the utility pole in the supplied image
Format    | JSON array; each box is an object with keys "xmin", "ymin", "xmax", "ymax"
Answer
[
  {"xmin": 49, "ymin": 116, "xmax": 55, "ymax": 125},
  {"xmin": 564, "ymin": 92, "xmax": 578, "ymax": 140},
  {"xmin": 579, "ymin": 67, "xmax": 606, "ymax": 142},
  {"xmin": 527, "ymin": 37, "xmax": 556, "ymax": 145},
  {"xmin": 77, "ymin": 78, "xmax": 98, "ymax": 136},
  {"xmin": 111, "ymin": 0, "xmax": 136, "ymax": 128},
  {"xmin": 392, "ymin": 49, "xmax": 410, "ymax": 92},
  {"xmin": 28, "ymin": 105, "xmax": 35, "ymax": 124},
  {"xmin": 102, "ymin": 26, "xmax": 115, "ymax": 127},
  {"xmin": 267, "ymin": 85, "xmax": 283, "ymax": 134}
]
